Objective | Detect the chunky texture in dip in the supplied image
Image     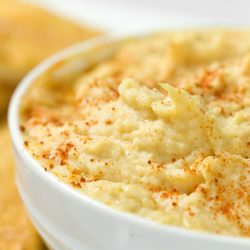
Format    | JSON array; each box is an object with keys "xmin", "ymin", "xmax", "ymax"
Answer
[{"xmin": 21, "ymin": 30, "xmax": 250, "ymax": 237}]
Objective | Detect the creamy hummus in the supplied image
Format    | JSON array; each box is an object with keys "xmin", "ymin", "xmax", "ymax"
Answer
[{"xmin": 20, "ymin": 30, "xmax": 250, "ymax": 237}]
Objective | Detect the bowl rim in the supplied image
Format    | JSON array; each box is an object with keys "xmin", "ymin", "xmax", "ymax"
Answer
[{"xmin": 8, "ymin": 32, "xmax": 250, "ymax": 246}]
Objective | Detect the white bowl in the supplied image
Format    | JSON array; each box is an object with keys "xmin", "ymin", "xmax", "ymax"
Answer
[{"xmin": 8, "ymin": 35, "xmax": 250, "ymax": 250}]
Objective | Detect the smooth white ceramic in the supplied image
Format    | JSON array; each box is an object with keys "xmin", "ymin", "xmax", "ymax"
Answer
[{"xmin": 8, "ymin": 35, "xmax": 250, "ymax": 250}]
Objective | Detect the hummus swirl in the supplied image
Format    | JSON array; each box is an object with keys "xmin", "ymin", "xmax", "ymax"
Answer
[{"xmin": 21, "ymin": 30, "xmax": 250, "ymax": 237}]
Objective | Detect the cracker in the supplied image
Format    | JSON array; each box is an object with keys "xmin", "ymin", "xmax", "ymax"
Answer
[
  {"xmin": 0, "ymin": 0, "xmax": 101, "ymax": 115},
  {"xmin": 0, "ymin": 124, "xmax": 47, "ymax": 249}
]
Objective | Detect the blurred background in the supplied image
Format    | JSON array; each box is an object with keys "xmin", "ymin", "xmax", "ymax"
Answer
[
  {"xmin": 29, "ymin": 0, "xmax": 250, "ymax": 32},
  {"xmin": 0, "ymin": 0, "xmax": 249, "ymax": 249}
]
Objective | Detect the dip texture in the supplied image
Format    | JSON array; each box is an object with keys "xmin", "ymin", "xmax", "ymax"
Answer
[{"xmin": 21, "ymin": 30, "xmax": 250, "ymax": 237}]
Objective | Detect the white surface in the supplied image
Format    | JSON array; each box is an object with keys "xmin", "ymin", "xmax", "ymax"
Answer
[
  {"xmin": 24, "ymin": 0, "xmax": 250, "ymax": 35},
  {"xmin": 25, "ymin": 0, "xmax": 192, "ymax": 34},
  {"xmin": 8, "ymin": 35, "xmax": 250, "ymax": 250}
]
